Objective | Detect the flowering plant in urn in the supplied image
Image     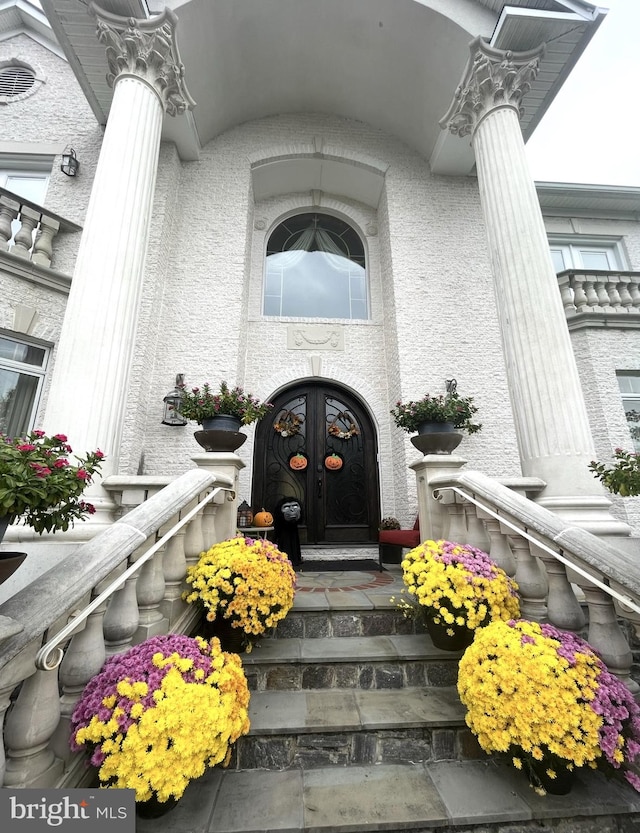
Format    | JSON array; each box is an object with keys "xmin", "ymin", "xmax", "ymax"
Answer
[
  {"xmin": 184, "ymin": 536, "xmax": 296, "ymax": 639},
  {"xmin": 401, "ymin": 540, "xmax": 519, "ymax": 634},
  {"xmin": 458, "ymin": 619, "xmax": 640, "ymax": 795},
  {"xmin": 178, "ymin": 381, "xmax": 272, "ymax": 426},
  {"xmin": 0, "ymin": 430, "xmax": 104, "ymax": 538},
  {"xmin": 70, "ymin": 634, "xmax": 250, "ymax": 804},
  {"xmin": 390, "ymin": 391, "xmax": 481, "ymax": 434}
]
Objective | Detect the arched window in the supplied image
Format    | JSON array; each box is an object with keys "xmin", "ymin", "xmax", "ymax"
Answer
[{"xmin": 264, "ymin": 213, "xmax": 367, "ymax": 319}]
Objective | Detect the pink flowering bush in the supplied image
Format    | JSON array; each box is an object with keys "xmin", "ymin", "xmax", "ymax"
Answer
[
  {"xmin": 589, "ymin": 447, "xmax": 640, "ymax": 497},
  {"xmin": 458, "ymin": 619, "xmax": 640, "ymax": 794},
  {"xmin": 0, "ymin": 430, "xmax": 104, "ymax": 534}
]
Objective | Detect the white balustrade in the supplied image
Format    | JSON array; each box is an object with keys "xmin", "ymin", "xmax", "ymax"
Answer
[{"xmin": 558, "ymin": 270, "xmax": 640, "ymax": 316}]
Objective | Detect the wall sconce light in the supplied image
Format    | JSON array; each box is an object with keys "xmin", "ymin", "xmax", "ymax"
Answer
[
  {"xmin": 162, "ymin": 374, "xmax": 187, "ymax": 426},
  {"xmin": 60, "ymin": 146, "xmax": 80, "ymax": 177},
  {"xmin": 445, "ymin": 378, "xmax": 457, "ymax": 395}
]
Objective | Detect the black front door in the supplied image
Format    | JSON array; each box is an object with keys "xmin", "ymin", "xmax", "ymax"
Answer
[{"xmin": 252, "ymin": 382, "xmax": 380, "ymax": 544}]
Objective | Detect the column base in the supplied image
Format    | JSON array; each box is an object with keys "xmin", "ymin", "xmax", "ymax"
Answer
[{"xmin": 535, "ymin": 495, "xmax": 632, "ymax": 537}]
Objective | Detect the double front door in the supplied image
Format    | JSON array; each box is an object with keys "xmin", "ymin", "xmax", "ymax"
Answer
[{"xmin": 252, "ymin": 382, "xmax": 380, "ymax": 544}]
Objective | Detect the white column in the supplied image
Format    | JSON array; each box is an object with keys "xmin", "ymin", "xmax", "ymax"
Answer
[
  {"xmin": 43, "ymin": 8, "xmax": 194, "ymax": 531},
  {"xmin": 440, "ymin": 38, "xmax": 629, "ymax": 535}
]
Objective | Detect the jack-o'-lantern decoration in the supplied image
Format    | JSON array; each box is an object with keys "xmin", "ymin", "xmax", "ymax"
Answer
[
  {"xmin": 253, "ymin": 508, "xmax": 274, "ymax": 527},
  {"xmin": 324, "ymin": 453, "xmax": 343, "ymax": 471},
  {"xmin": 289, "ymin": 453, "xmax": 308, "ymax": 471}
]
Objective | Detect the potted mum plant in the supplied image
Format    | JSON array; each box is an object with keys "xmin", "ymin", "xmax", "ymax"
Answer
[
  {"xmin": 0, "ymin": 430, "xmax": 104, "ymax": 581},
  {"xmin": 589, "ymin": 448, "xmax": 640, "ymax": 497},
  {"xmin": 401, "ymin": 539, "xmax": 520, "ymax": 650},
  {"xmin": 458, "ymin": 619, "xmax": 640, "ymax": 796},
  {"xmin": 70, "ymin": 633, "xmax": 250, "ymax": 817},
  {"xmin": 184, "ymin": 535, "xmax": 297, "ymax": 651}
]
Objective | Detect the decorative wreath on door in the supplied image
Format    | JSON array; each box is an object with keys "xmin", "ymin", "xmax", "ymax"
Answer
[
  {"xmin": 327, "ymin": 411, "xmax": 359, "ymax": 440},
  {"xmin": 274, "ymin": 410, "xmax": 304, "ymax": 437}
]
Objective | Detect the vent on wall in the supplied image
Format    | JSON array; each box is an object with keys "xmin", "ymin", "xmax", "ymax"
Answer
[{"xmin": 0, "ymin": 66, "xmax": 35, "ymax": 97}]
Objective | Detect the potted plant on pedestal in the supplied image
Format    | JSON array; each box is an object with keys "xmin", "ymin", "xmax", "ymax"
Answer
[
  {"xmin": 0, "ymin": 430, "xmax": 104, "ymax": 582},
  {"xmin": 458, "ymin": 619, "xmax": 640, "ymax": 796},
  {"xmin": 390, "ymin": 387, "xmax": 481, "ymax": 454},
  {"xmin": 178, "ymin": 381, "xmax": 272, "ymax": 452}
]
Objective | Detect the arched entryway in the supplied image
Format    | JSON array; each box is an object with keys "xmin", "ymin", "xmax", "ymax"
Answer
[{"xmin": 252, "ymin": 381, "xmax": 380, "ymax": 545}]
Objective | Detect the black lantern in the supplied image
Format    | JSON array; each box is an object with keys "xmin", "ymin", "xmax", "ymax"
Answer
[
  {"xmin": 237, "ymin": 501, "xmax": 253, "ymax": 528},
  {"xmin": 60, "ymin": 147, "xmax": 79, "ymax": 177},
  {"xmin": 162, "ymin": 374, "xmax": 187, "ymax": 426}
]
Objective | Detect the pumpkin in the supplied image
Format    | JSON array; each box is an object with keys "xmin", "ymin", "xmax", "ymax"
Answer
[
  {"xmin": 290, "ymin": 453, "xmax": 307, "ymax": 470},
  {"xmin": 325, "ymin": 454, "xmax": 343, "ymax": 471},
  {"xmin": 253, "ymin": 508, "xmax": 273, "ymax": 527}
]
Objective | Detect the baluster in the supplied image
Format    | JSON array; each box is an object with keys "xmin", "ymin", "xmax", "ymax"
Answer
[
  {"xmin": 594, "ymin": 278, "xmax": 612, "ymax": 311},
  {"xmin": 483, "ymin": 518, "xmax": 516, "ymax": 575},
  {"xmin": 583, "ymin": 280, "xmax": 600, "ymax": 310},
  {"xmin": 627, "ymin": 278, "xmax": 640, "ymax": 312},
  {"xmin": 103, "ymin": 565, "xmax": 140, "ymax": 656},
  {"xmin": 507, "ymin": 533, "xmax": 548, "ymax": 621},
  {"xmin": 605, "ymin": 279, "xmax": 622, "ymax": 311},
  {"xmin": 533, "ymin": 547, "xmax": 585, "ymax": 631},
  {"xmin": 0, "ymin": 196, "xmax": 19, "ymax": 249},
  {"xmin": 161, "ymin": 527, "xmax": 188, "ymax": 626},
  {"xmin": 557, "ymin": 274, "xmax": 575, "ymax": 315},
  {"xmin": 12, "ymin": 206, "xmax": 40, "ymax": 258},
  {"xmin": 49, "ymin": 599, "xmax": 108, "ymax": 764},
  {"xmin": 201, "ymin": 497, "xmax": 218, "ymax": 550},
  {"xmin": 462, "ymin": 503, "xmax": 490, "ymax": 551},
  {"xmin": 443, "ymin": 498, "xmax": 467, "ymax": 543},
  {"xmin": 572, "ymin": 277, "xmax": 588, "ymax": 312},
  {"xmin": 618, "ymin": 278, "xmax": 633, "ymax": 311},
  {"xmin": 0, "ymin": 680, "xmax": 19, "ymax": 786},
  {"xmin": 134, "ymin": 545, "xmax": 169, "ymax": 641},
  {"xmin": 31, "ymin": 216, "xmax": 60, "ymax": 267},
  {"xmin": 184, "ymin": 506, "xmax": 206, "ymax": 565},
  {"xmin": 581, "ymin": 586, "xmax": 638, "ymax": 695},
  {"xmin": 3, "ymin": 668, "xmax": 62, "ymax": 786}
]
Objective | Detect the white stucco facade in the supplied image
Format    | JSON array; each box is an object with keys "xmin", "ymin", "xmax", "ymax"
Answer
[{"xmin": 1, "ymin": 0, "xmax": 639, "ymax": 538}]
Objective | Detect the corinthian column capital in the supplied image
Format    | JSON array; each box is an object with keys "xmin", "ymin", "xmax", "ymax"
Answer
[
  {"xmin": 89, "ymin": 3, "xmax": 196, "ymax": 116},
  {"xmin": 440, "ymin": 36, "xmax": 544, "ymax": 137}
]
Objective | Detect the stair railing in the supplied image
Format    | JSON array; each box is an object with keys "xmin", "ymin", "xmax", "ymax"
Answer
[
  {"xmin": 0, "ymin": 467, "xmax": 234, "ymax": 789},
  {"xmin": 430, "ymin": 470, "xmax": 640, "ymax": 696}
]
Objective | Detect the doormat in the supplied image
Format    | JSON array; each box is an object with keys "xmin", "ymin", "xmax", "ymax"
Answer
[{"xmin": 299, "ymin": 559, "xmax": 382, "ymax": 572}]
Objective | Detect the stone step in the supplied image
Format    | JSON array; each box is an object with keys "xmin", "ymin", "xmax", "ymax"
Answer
[
  {"xmin": 274, "ymin": 607, "xmax": 420, "ymax": 639},
  {"xmin": 234, "ymin": 686, "xmax": 475, "ymax": 770},
  {"xmin": 137, "ymin": 759, "xmax": 640, "ymax": 833},
  {"xmin": 242, "ymin": 634, "xmax": 460, "ymax": 691}
]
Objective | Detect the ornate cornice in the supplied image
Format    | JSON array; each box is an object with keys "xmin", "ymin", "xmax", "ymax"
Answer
[
  {"xmin": 440, "ymin": 36, "xmax": 544, "ymax": 138},
  {"xmin": 89, "ymin": 4, "xmax": 196, "ymax": 116}
]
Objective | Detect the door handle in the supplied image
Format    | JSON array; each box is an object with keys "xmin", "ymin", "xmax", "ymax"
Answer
[{"xmin": 317, "ymin": 478, "xmax": 322, "ymax": 498}]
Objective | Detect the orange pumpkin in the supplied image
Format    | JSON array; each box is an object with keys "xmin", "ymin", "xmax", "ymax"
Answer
[
  {"xmin": 253, "ymin": 508, "xmax": 273, "ymax": 527},
  {"xmin": 325, "ymin": 454, "xmax": 343, "ymax": 471},
  {"xmin": 290, "ymin": 454, "xmax": 307, "ymax": 470}
]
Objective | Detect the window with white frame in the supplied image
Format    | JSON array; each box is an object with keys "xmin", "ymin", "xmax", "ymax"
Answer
[
  {"xmin": 617, "ymin": 372, "xmax": 640, "ymax": 453},
  {"xmin": 0, "ymin": 333, "xmax": 49, "ymax": 438},
  {"xmin": 264, "ymin": 213, "xmax": 368, "ymax": 319},
  {"xmin": 550, "ymin": 241, "xmax": 624, "ymax": 273},
  {"xmin": 0, "ymin": 155, "xmax": 51, "ymax": 204}
]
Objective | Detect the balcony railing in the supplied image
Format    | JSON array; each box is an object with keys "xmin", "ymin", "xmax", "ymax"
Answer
[
  {"xmin": 0, "ymin": 186, "xmax": 81, "ymax": 270},
  {"xmin": 557, "ymin": 269, "xmax": 640, "ymax": 324}
]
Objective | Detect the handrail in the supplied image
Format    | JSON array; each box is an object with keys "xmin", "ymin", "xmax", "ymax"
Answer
[
  {"xmin": 0, "ymin": 185, "xmax": 82, "ymax": 232},
  {"xmin": 35, "ymin": 484, "xmax": 227, "ymax": 670},
  {"xmin": 434, "ymin": 484, "xmax": 640, "ymax": 616}
]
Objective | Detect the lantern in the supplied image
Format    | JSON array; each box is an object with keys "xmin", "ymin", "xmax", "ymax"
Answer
[
  {"xmin": 162, "ymin": 374, "xmax": 187, "ymax": 426},
  {"xmin": 237, "ymin": 501, "xmax": 253, "ymax": 529}
]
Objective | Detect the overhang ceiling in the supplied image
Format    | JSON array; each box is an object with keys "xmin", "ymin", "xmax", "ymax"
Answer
[{"xmin": 36, "ymin": 0, "xmax": 604, "ymax": 178}]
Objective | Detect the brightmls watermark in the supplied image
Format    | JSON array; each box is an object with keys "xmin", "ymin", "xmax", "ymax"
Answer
[{"xmin": 0, "ymin": 789, "xmax": 135, "ymax": 831}]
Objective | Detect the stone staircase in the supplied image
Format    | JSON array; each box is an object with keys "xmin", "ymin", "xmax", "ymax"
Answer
[{"xmin": 137, "ymin": 565, "xmax": 640, "ymax": 833}]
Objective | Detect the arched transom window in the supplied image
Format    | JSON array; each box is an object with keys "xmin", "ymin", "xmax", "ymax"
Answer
[{"xmin": 264, "ymin": 213, "xmax": 367, "ymax": 319}]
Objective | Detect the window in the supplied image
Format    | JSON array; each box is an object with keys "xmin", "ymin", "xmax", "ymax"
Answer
[
  {"xmin": 550, "ymin": 242, "xmax": 623, "ymax": 273},
  {"xmin": 0, "ymin": 333, "xmax": 49, "ymax": 438},
  {"xmin": 264, "ymin": 213, "xmax": 368, "ymax": 319},
  {"xmin": 617, "ymin": 372, "xmax": 640, "ymax": 453}
]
